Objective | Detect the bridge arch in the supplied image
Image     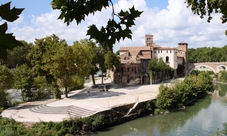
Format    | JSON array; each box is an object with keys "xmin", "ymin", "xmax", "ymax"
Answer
[
  {"xmin": 188, "ymin": 64, "xmax": 216, "ymax": 74},
  {"xmin": 218, "ymin": 65, "xmax": 227, "ymax": 73}
]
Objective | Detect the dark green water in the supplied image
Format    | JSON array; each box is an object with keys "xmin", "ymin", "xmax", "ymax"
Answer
[{"xmin": 92, "ymin": 84, "xmax": 227, "ymax": 136}]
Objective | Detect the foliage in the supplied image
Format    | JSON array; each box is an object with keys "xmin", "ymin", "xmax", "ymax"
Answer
[
  {"xmin": 33, "ymin": 76, "xmax": 51, "ymax": 99},
  {"xmin": 188, "ymin": 46, "xmax": 227, "ymax": 63},
  {"xmin": 104, "ymin": 50, "xmax": 120, "ymax": 70},
  {"xmin": 155, "ymin": 73, "xmax": 213, "ymax": 110},
  {"xmin": 13, "ymin": 64, "xmax": 34, "ymax": 101},
  {"xmin": 50, "ymin": 46, "xmax": 76, "ymax": 98},
  {"xmin": 186, "ymin": 0, "xmax": 227, "ymax": 35},
  {"xmin": 6, "ymin": 40, "xmax": 32, "ymax": 68},
  {"xmin": 147, "ymin": 58, "xmax": 174, "ymax": 83},
  {"xmin": 190, "ymin": 70, "xmax": 200, "ymax": 76},
  {"xmin": 197, "ymin": 72, "xmax": 213, "ymax": 92},
  {"xmin": 0, "ymin": 66, "xmax": 13, "ymax": 107},
  {"xmin": 220, "ymin": 71, "xmax": 227, "ymax": 82},
  {"xmin": 0, "ymin": 88, "xmax": 8, "ymax": 108},
  {"xmin": 0, "ymin": 2, "xmax": 24, "ymax": 60},
  {"xmin": 51, "ymin": 0, "xmax": 142, "ymax": 50},
  {"xmin": 71, "ymin": 40, "xmax": 93, "ymax": 88},
  {"xmin": 87, "ymin": 40, "xmax": 100, "ymax": 85},
  {"xmin": 0, "ymin": 65, "xmax": 13, "ymax": 90},
  {"xmin": 0, "ymin": 114, "xmax": 105, "ymax": 136},
  {"xmin": 155, "ymin": 83, "xmax": 180, "ymax": 110},
  {"xmin": 28, "ymin": 34, "xmax": 67, "ymax": 99}
]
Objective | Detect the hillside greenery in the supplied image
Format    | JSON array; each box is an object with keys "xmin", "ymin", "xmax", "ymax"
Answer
[{"xmin": 188, "ymin": 45, "xmax": 227, "ymax": 63}]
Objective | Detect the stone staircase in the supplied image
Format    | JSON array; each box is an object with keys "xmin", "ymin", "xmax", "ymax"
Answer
[{"xmin": 29, "ymin": 105, "xmax": 96, "ymax": 118}]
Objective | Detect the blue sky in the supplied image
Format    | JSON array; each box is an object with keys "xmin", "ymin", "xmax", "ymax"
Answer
[{"xmin": 1, "ymin": 0, "xmax": 227, "ymax": 52}]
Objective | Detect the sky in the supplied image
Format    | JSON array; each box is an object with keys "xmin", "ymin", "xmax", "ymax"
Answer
[{"xmin": 1, "ymin": 0, "xmax": 227, "ymax": 52}]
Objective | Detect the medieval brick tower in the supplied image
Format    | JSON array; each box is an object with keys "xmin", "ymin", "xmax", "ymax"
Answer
[
  {"xmin": 145, "ymin": 34, "xmax": 154, "ymax": 47},
  {"xmin": 178, "ymin": 42, "xmax": 188, "ymax": 64}
]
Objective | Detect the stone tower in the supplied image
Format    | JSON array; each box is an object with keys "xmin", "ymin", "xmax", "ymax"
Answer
[
  {"xmin": 178, "ymin": 42, "xmax": 188, "ymax": 64},
  {"xmin": 145, "ymin": 34, "xmax": 154, "ymax": 47}
]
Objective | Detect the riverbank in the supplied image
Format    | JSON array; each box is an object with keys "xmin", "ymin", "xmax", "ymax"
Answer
[{"xmin": 1, "ymin": 78, "xmax": 160, "ymax": 124}]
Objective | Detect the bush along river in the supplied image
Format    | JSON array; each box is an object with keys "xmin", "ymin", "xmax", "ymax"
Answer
[{"xmin": 91, "ymin": 83, "xmax": 227, "ymax": 136}]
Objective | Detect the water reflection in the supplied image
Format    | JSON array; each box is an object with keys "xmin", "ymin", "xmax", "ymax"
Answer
[{"xmin": 92, "ymin": 83, "xmax": 227, "ymax": 136}]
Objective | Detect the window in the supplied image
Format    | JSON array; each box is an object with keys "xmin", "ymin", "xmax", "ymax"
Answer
[
  {"xmin": 166, "ymin": 56, "xmax": 169, "ymax": 63},
  {"xmin": 127, "ymin": 68, "xmax": 129, "ymax": 72},
  {"xmin": 154, "ymin": 50, "xmax": 156, "ymax": 53},
  {"xmin": 166, "ymin": 50, "xmax": 168, "ymax": 53},
  {"xmin": 147, "ymin": 38, "xmax": 151, "ymax": 41},
  {"xmin": 121, "ymin": 68, "xmax": 124, "ymax": 72},
  {"xmin": 170, "ymin": 50, "xmax": 172, "ymax": 53}
]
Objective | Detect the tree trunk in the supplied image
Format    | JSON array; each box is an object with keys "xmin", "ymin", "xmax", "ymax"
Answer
[
  {"xmin": 65, "ymin": 87, "xmax": 68, "ymax": 98},
  {"xmin": 91, "ymin": 74, "xmax": 96, "ymax": 85},
  {"xmin": 101, "ymin": 70, "xmax": 104, "ymax": 85}
]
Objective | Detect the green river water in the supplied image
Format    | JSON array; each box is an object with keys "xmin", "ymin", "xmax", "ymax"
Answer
[{"xmin": 92, "ymin": 83, "xmax": 227, "ymax": 136}]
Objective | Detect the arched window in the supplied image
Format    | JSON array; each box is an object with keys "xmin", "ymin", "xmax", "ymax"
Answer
[{"xmin": 166, "ymin": 56, "xmax": 169, "ymax": 63}]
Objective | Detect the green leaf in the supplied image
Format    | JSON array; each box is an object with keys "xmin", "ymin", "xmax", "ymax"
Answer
[
  {"xmin": 0, "ymin": 2, "xmax": 24, "ymax": 22},
  {"xmin": 0, "ymin": 31, "xmax": 24, "ymax": 60},
  {"xmin": 0, "ymin": 22, "xmax": 7, "ymax": 34}
]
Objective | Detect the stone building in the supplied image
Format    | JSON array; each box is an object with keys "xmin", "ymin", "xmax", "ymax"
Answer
[{"xmin": 110, "ymin": 34, "xmax": 188, "ymax": 86}]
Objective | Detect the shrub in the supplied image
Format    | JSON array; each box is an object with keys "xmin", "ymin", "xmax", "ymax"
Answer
[{"xmin": 155, "ymin": 74, "xmax": 212, "ymax": 111}]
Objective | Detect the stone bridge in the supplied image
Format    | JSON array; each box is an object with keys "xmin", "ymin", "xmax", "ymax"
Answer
[{"xmin": 187, "ymin": 62, "xmax": 227, "ymax": 75}]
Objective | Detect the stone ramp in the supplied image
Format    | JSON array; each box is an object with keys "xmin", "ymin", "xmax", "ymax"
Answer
[{"xmin": 29, "ymin": 105, "xmax": 96, "ymax": 118}]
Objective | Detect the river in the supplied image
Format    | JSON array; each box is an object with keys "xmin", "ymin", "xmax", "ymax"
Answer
[{"xmin": 91, "ymin": 83, "xmax": 227, "ymax": 136}]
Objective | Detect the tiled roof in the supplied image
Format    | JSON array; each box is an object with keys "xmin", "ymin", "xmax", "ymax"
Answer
[{"xmin": 120, "ymin": 46, "xmax": 152, "ymax": 56}]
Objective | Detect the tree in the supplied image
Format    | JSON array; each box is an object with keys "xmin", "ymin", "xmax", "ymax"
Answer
[
  {"xmin": 84, "ymin": 39, "xmax": 100, "ymax": 85},
  {"xmin": 97, "ymin": 46, "xmax": 107, "ymax": 84},
  {"xmin": 104, "ymin": 50, "xmax": 120, "ymax": 71},
  {"xmin": 51, "ymin": 0, "xmax": 142, "ymax": 51},
  {"xmin": 49, "ymin": 46, "xmax": 77, "ymax": 98},
  {"xmin": 28, "ymin": 34, "xmax": 67, "ymax": 99},
  {"xmin": 0, "ymin": 2, "xmax": 24, "ymax": 60},
  {"xmin": 6, "ymin": 40, "xmax": 32, "ymax": 68},
  {"xmin": 0, "ymin": 65, "xmax": 13, "ymax": 108},
  {"xmin": 147, "ymin": 58, "xmax": 174, "ymax": 83},
  {"xmin": 186, "ymin": 0, "xmax": 227, "ymax": 35},
  {"xmin": 71, "ymin": 40, "xmax": 93, "ymax": 88},
  {"xmin": 13, "ymin": 64, "xmax": 33, "ymax": 101}
]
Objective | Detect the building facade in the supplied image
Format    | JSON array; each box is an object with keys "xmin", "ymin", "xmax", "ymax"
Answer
[{"xmin": 111, "ymin": 34, "xmax": 188, "ymax": 86}]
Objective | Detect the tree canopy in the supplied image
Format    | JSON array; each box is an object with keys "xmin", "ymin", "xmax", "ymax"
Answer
[{"xmin": 188, "ymin": 45, "xmax": 227, "ymax": 63}]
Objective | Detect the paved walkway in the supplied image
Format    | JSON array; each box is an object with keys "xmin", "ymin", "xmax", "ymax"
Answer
[{"xmin": 1, "ymin": 79, "xmax": 162, "ymax": 123}]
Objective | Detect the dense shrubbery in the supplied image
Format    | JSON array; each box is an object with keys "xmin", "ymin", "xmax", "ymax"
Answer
[
  {"xmin": 0, "ymin": 114, "xmax": 104, "ymax": 136},
  {"xmin": 219, "ymin": 71, "xmax": 227, "ymax": 82},
  {"xmin": 155, "ymin": 72, "xmax": 213, "ymax": 112}
]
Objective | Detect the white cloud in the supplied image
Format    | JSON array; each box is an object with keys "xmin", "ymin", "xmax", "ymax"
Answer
[{"xmin": 8, "ymin": 0, "xmax": 227, "ymax": 51}]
